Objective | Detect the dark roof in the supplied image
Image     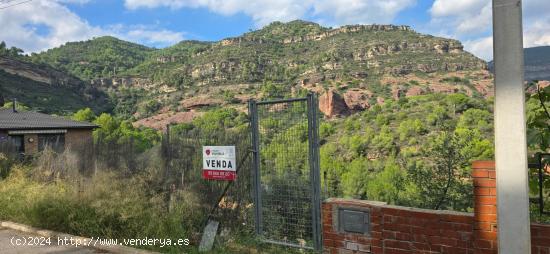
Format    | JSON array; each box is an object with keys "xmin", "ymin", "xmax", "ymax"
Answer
[{"xmin": 0, "ymin": 109, "xmax": 98, "ymax": 130}]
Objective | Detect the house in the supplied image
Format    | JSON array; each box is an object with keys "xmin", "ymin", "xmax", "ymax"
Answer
[{"xmin": 0, "ymin": 105, "xmax": 97, "ymax": 154}]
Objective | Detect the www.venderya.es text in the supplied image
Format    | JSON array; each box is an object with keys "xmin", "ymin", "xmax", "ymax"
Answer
[{"xmin": 10, "ymin": 236, "xmax": 190, "ymax": 248}]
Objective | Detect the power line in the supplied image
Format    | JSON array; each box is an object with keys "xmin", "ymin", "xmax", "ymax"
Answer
[{"xmin": 0, "ymin": 0, "xmax": 32, "ymax": 10}]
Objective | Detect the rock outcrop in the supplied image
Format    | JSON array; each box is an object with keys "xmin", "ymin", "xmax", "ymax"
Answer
[
  {"xmin": 133, "ymin": 111, "xmax": 202, "ymax": 130},
  {"xmin": 319, "ymin": 90, "xmax": 349, "ymax": 117},
  {"xmin": 405, "ymin": 86, "xmax": 426, "ymax": 97},
  {"xmin": 343, "ymin": 89, "xmax": 371, "ymax": 111},
  {"xmin": 0, "ymin": 57, "xmax": 82, "ymax": 87},
  {"xmin": 180, "ymin": 96, "xmax": 224, "ymax": 110}
]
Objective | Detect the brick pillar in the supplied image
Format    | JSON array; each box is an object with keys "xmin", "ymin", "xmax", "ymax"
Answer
[{"xmin": 472, "ymin": 161, "xmax": 498, "ymax": 253}]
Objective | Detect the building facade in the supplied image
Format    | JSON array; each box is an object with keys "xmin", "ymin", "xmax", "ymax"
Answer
[{"xmin": 0, "ymin": 108, "xmax": 97, "ymax": 154}]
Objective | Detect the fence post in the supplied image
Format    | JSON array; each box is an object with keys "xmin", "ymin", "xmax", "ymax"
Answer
[
  {"xmin": 249, "ymin": 100, "xmax": 263, "ymax": 236},
  {"xmin": 307, "ymin": 93, "xmax": 322, "ymax": 251},
  {"xmin": 492, "ymin": 0, "xmax": 531, "ymax": 252}
]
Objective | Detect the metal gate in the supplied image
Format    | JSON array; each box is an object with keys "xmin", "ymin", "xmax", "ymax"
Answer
[{"xmin": 249, "ymin": 94, "xmax": 322, "ymax": 250}]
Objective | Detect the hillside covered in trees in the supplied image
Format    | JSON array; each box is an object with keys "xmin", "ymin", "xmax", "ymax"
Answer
[
  {"xmin": 0, "ymin": 20, "xmax": 515, "ymax": 212},
  {"xmin": 0, "ymin": 20, "xmax": 492, "ymax": 121}
]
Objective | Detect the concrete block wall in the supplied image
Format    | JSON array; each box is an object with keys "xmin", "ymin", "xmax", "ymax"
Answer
[{"xmin": 322, "ymin": 161, "xmax": 550, "ymax": 253}]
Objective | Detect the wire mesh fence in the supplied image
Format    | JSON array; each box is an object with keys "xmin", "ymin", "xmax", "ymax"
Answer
[
  {"xmin": 161, "ymin": 126, "xmax": 254, "ymax": 230},
  {"xmin": 250, "ymin": 95, "xmax": 322, "ymax": 250},
  {"xmin": 0, "ymin": 97, "xmax": 322, "ymax": 251},
  {"xmin": 0, "ymin": 125, "xmax": 256, "ymax": 245}
]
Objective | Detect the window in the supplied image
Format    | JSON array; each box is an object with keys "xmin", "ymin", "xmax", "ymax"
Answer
[
  {"xmin": 8, "ymin": 135, "xmax": 24, "ymax": 153},
  {"xmin": 38, "ymin": 134, "xmax": 65, "ymax": 152}
]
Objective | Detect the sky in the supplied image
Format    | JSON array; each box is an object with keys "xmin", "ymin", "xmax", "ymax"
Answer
[{"xmin": 0, "ymin": 0, "xmax": 549, "ymax": 61}]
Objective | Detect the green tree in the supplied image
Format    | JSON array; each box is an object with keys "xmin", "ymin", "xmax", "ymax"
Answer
[
  {"xmin": 340, "ymin": 157, "xmax": 371, "ymax": 199},
  {"xmin": 2, "ymin": 101, "xmax": 30, "ymax": 111},
  {"xmin": 456, "ymin": 108, "xmax": 492, "ymax": 133},
  {"xmin": 409, "ymin": 130, "xmax": 472, "ymax": 211},
  {"xmin": 72, "ymin": 108, "xmax": 97, "ymax": 122},
  {"xmin": 366, "ymin": 160, "xmax": 408, "ymax": 205},
  {"xmin": 526, "ymin": 83, "xmax": 550, "ymax": 152}
]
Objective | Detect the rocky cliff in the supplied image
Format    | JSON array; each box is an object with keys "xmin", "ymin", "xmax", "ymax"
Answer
[
  {"xmin": 0, "ymin": 56, "xmax": 110, "ymax": 113},
  {"xmin": 4, "ymin": 20, "xmax": 493, "ymax": 122}
]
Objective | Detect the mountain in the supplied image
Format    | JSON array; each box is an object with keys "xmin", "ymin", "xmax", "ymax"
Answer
[
  {"xmin": 488, "ymin": 46, "xmax": 550, "ymax": 81},
  {"xmin": 524, "ymin": 46, "xmax": 550, "ymax": 81},
  {"xmin": 3, "ymin": 20, "xmax": 493, "ymax": 124},
  {"xmin": 31, "ymin": 36, "xmax": 155, "ymax": 81},
  {"xmin": 0, "ymin": 55, "xmax": 111, "ymax": 114}
]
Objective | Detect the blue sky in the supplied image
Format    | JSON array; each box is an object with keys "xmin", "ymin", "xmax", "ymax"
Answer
[{"xmin": 0, "ymin": 0, "xmax": 549, "ymax": 60}]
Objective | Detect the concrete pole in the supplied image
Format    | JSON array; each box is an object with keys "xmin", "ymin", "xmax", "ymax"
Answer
[{"xmin": 492, "ymin": 0, "xmax": 531, "ymax": 253}]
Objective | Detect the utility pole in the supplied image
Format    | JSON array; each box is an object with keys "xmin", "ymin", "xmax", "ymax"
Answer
[{"xmin": 492, "ymin": 0, "xmax": 531, "ymax": 253}]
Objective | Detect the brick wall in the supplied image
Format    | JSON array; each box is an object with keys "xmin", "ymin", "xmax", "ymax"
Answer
[
  {"xmin": 531, "ymin": 224, "xmax": 550, "ymax": 253},
  {"xmin": 323, "ymin": 199, "xmax": 475, "ymax": 254},
  {"xmin": 23, "ymin": 134, "xmax": 37, "ymax": 153},
  {"xmin": 65, "ymin": 129, "xmax": 93, "ymax": 150},
  {"xmin": 472, "ymin": 161, "xmax": 498, "ymax": 253},
  {"xmin": 322, "ymin": 161, "xmax": 550, "ymax": 253}
]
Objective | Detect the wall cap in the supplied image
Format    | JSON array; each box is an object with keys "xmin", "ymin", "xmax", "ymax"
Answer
[
  {"xmin": 324, "ymin": 198, "xmax": 473, "ymax": 217},
  {"xmin": 472, "ymin": 160, "xmax": 495, "ymax": 169}
]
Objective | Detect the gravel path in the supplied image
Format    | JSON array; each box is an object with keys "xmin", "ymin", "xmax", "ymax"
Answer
[{"xmin": 0, "ymin": 227, "xmax": 107, "ymax": 254}]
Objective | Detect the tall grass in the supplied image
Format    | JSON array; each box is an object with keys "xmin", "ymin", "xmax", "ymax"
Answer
[
  {"xmin": 0, "ymin": 167, "xmax": 202, "ymax": 252},
  {"xmin": 0, "ymin": 144, "xmax": 253, "ymax": 253}
]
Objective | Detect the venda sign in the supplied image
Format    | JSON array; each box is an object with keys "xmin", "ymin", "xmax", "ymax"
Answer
[{"xmin": 202, "ymin": 146, "xmax": 237, "ymax": 181}]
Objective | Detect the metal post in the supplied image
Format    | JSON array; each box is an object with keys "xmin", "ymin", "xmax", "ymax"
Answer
[
  {"xmin": 492, "ymin": 0, "xmax": 531, "ymax": 252},
  {"xmin": 307, "ymin": 93, "xmax": 322, "ymax": 251},
  {"xmin": 249, "ymin": 100, "xmax": 263, "ymax": 235},
  {"xmin": 539, "ymin": 153, "xmax": 544, "ymax": 215}
]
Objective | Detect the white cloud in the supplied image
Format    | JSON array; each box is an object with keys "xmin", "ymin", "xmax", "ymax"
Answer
[
  {"xmin": 430, "ymin": 0, "xmax": 488, "ymax": 17},
  {"xmin": 125, "ymin": 0, "xmax": 313, "ymax": 26},
  {"xmin": 429, "ymin": 0, "xmax": 550, "ymax": 60},
  {"xmin": 0, "ymin": 0, "xmax": 102, "ymax": 52},
  {"xmin": 0, "ymin": 0, "xmax": 185, "ymax": 53},
  {"xmin": 464, "ymin": 36, "xmax": 493, "ymax": 61},
  {"xmin": 524, "ymin": 17, "xmax": 550, "ymax": 48},
  {"xmin": 312, "ymin": 0, "xmax": 416, "ymax": 26},
  {"xmin": 108, "ymin": 24, "xmax": 185, "ymax": 47},
  {"xmin": 56, "ymin": 0, "xmax": 92, "ymax": 3},
  {"xmin": 429, "ymin": 0, "xmax": 491, "ymax": 36},
  {"xmin": 124, "ymin": 0, "xmax": 416, "ymax": 27}
]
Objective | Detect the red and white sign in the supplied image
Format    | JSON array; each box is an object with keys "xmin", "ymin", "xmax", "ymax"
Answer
[{"xmin": 202, "ymin": 146, "xmax": 236, "ymax": 181}]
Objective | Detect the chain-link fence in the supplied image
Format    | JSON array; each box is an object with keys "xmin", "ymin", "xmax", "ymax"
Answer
[
  {"xmin": 2, "ymin": 125, "xmax": 255, "ymax": 248},
  {"xmin": 249, "ymin": 95, "xmax": 322, "ymax": 250},
  {"xmin": 0, "ymin": 96, "xmax": 322, "ymax": 252},
  {"xmin": 161, "ymin": 126, "xmax": 254, "ymax": 230}
]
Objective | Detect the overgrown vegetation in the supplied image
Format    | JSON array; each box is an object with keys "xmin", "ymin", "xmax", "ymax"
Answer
[
  {"xmin": 526, "ymin": 82, "xmax": 550, "ymax": 223},
  {"xmin": 30, "ymin": 37, "xmax": 154, "ymax": 80},
  {"xmin": 9, "ymin": 20, "xmax": 487, "ymax": 119},
  {"xmin": 0, "ymin": 20, "xmax": 548, "ymax": 250},
  {"xmin": 1, "ymin": 86, "xmax": 549, "ymax": 252}
]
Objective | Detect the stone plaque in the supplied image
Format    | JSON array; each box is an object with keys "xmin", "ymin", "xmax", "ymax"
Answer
[{"xmin": 339, "ymin": 209, "xmax": 369, "ymax": 234}]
